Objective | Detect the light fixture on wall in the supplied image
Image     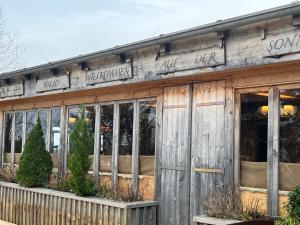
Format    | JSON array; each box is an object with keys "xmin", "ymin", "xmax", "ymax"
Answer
[
  {"xmin": 258, "ymin": 105, "xmax": 269, "ymax": 117},
  {"xmin": 258, "ymin": 105, "xmax": 297, "ymax": 117},
  {"xmin": 281, "ymin": 105, "xmax": 297, "ymax": 117},
  {"xmin": 68, "ymin": 117, "xmax": 77, "ymax": 124}
]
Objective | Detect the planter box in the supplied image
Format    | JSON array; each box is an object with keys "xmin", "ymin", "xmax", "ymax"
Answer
[
  {"xmin": 193, "ymin": 216, "xmax": 241, "ymax": 225},
  {"xmin": 0, "ymin": 181, "xmax": 157, "ymax": 225}
]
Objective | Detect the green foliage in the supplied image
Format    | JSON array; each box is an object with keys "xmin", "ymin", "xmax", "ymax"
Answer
[
  {"xmin": 276, "ymin": 186, "xmax": 300, "ymax": 225},
  {"xmin": 275, "ymin": 216, "xmax": 299, "ymax": 225},
  {"xmin": 67, "ymin": 106, "xmax": 94, "ymax": 196},
  {"xmin": 16, "ymin": 118, "xmax": 53, "ymax": 187},
  {"xmin": 285, "ymin": 186, "xmax": 300, "ymax": 219}
]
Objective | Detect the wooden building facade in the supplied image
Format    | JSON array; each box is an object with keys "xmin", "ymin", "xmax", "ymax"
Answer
[{"xmin": 1, "ymin": 3, "xmax": 300, "ymax": 225}]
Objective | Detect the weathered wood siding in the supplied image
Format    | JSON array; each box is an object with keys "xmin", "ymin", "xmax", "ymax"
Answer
[
  {"xmin": 190, "ymin": 81, "xmax": 226, "ymax": 216},
  {"xmin": 159, "ymin": 85, "xmax": 191, "ymax": 225},
  {"xmin": 0, "ymin": 181, "xmax": 157, "ymax": 225}
]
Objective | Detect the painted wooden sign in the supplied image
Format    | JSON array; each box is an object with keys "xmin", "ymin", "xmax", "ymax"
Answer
[
  {"xmin": 155, "ymin": 47, "xmax": 225, "ymax": 74},
  {"xmin": 0, "ymin": 82, "xmax": 23, "ymax": 98},
  {"xmin": 85, "ymin": 62, "xmax": 132, "ymax": 85},
  {"xmin": 36, "ymin": 74, "xmax": 70, "ymax": 92},
  {"xmin": 262, "ymin": 30, "xmax": 300, "ymax": 57}
]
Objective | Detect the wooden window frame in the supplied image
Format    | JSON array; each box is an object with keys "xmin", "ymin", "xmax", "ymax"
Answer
[
  {"xmin": 65, "ymin": 98, "xmax": 157, "ymax": 192},
  {"xmin": 234, "ymin": 86, "xmax": 281, "ymax": 217},
  {"xmin": 233, "ymin": 83, "xmax": 300, "ymax": 217},
  {"xmin": 1, "ymin": 108, "xmax": 61, "ymax": 166}
]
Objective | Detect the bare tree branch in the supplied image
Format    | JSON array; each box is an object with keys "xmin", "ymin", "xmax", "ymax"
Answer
[{"xmin": 0, "ymin": 5, "xmax": 23, "ymax": 73}]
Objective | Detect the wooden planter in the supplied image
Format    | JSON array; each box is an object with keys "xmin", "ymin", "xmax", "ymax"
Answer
[
  {"xmin": 193, "ymin": 216, "xmax": 241, "ymax": 225},
  {"xmin": 0, "ymin": 181, "xmax": 157, "ymax": 225},
  {"xmin": 193, "ymin": 216, "xmax": 274, "ymax": 225}
]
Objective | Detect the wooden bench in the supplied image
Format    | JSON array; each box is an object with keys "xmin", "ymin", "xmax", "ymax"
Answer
[{"xmin": 193, "ymin": 216, "xmax": 241, "ymax": 225}]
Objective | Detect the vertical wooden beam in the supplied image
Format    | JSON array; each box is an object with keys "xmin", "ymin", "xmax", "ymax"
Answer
[
  {"xmin": 234, "ymin": 91, "xmax": 241, "ymax": 186},
  {"xmin": 154, "ymin": 94, "xmax": 163, "ymax": 200},
  {"xmin": 224, "ymin": 79, "xmax": 235, "ymax": 186},
  {"xmin": 0, "ymin": 111, "xmax": 4, "ymax": 167},
  {"xmin": 112, "ymin": 102, "xmax": 120, "ymax": 190},
  {"xmin": 59, "ymin": 105, "xmax": 67, "ymax": 179},
  {"xmin": 11, "ymin": 112, "xmax": 15, "ymax": 165},
  {"xmin": 131, "ymin": 100, "xmax": 140, "ymax": 194},
  {"xmin": 93, "ymin": 104, "xmax": 100, "ymax": 181},
  {"xmin": 46, "ymin": 109, "xmax": 52, "ymax": 152},
  {"xmin": 267, "ymin": 87, "xmax": 279, "ymax": 217},
  {"xmin": 22, "ymin": 112, "xmax": 26, "ymax": 153},
  {"xmin": 186, "ymin": 84, "xmax": 193, "ymax": 225}
]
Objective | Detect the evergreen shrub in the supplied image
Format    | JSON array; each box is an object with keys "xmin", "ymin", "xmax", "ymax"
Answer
[{"xmin": 16, "ymin": 118, "xmax": 53, "ymax": 187}]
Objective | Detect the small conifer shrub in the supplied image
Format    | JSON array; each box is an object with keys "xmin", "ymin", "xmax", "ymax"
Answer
[
  {"xmin": 16, "ymin": 118, "xmax": 53, "ymax": 187},
  {"xmin": 68, "ymin": 107, "xmax": 94, "ymax": 196}
]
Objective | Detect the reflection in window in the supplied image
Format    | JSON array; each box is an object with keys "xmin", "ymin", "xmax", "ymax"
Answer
[
  {"xmin": 15, "ymin": 112, "xmax": 23, "ymax": 153},
  {"xmin": 38, "ymin": 109, "xmax": 48, "ymax": 140},
  {"xmin": 26, "ymin": 111, "xmax": 35, "ymax": 136},
  {"xmin": 85, "ymin": 106, "xmax": 95, "ymax": 155},
  {"xmin": 279, "ymin": 89, "xmax": 300, "ymax": 191},
  {"xmin": 68, "ymin": 106, "xmax": 95, "ymax": 170},
  {"xmin": 139, "ymin": 100, "xmax": 156, "ymax": 176},
  {"xmin": 4, "ymin": 113, "xmax": 12, "ymax": 163},
  {"xmin": 100, "ymin": 105, "xmax": 114, "ymax": 172},
  {"xmin": 240, "ymin": 92, "xmax": 268, "ymax": 189},
  {"xmin": 118, "ymin": 103, "xmax": 134, "ymax": 174},
  {"xmin": 50, "ymin": 108, "xmax": 60, "ymax": 154}
]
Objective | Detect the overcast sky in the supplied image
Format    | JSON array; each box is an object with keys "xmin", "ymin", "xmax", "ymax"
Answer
[{"xmin": 3, "ymin": 0, "xmax": 293, "ymax": 68}]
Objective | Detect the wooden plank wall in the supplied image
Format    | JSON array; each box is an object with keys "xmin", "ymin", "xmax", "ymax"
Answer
[
  {"xmin": 190, "ymin": 81, "xmax": 226, "ymax": 217},
  {"xmin": 0, "ymin": 182, "xmax": 157, "ymax": 225},
  {"xmin": 159, "ymin": 85, "xmax": 191, "ymax": 225}
]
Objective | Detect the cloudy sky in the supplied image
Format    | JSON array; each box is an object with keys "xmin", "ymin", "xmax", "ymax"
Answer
[{"xmin": 3, "ymin": 0, "xmax": 292, "ymax": 68}]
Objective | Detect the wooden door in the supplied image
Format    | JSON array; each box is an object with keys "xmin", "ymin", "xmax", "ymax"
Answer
[
  {"xmin": 190, "ymin": 80, "xmax": 226, "ymax": 217},
  {"xmin": 159, "ymin": 85, "xmax": 191, "ymax": 225}
]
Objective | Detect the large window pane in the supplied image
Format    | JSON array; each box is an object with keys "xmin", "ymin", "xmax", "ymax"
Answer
[
  {"xmin": 118, "ymin": 102, "xmax": 134, "ymax": 174},
  {"xmin": 139, "ymin": 100, "xmax": 156, "ymax": 176},
  {"xmin": 26, "ymin": 110, "xmax": 35, "ymax": 136},
  {"xmin": 68, "ymin": 106, "xmax": 95, "ymax": 171},
  {"xmin": 50, "ymin": 108, "xmax": 60, "ymax": 168},
  {"xmin": 4, "ymin": 113, "xmax": 12, "ymax": 163},
  {"xmin": 279, "ymin": 89, "xmax": 300, "ymax": 191},
  {"xmin": 100, "ymin": 104, "xmax": 114, "ymax": 172},
  {"xmin": 14, "ymin": 111, "xmax": 23, "ymax": 164},
  {"xmin": 38, "ymin": 109, "xmax": 48, "ymax": 141},
  {"xmin": 240, "ymin": 92, "xmax": 268, "ymax": 189},
  {"xmin": 86, "ymin": 106, "xmax": 95, "ymax": 171},
  {"xmin": 85, "ymin": 106, "xmax": 95, "ymax": 155}
]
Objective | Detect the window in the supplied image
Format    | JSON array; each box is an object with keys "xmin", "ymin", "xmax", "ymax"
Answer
[
  {"xmin": 118, "ymin": 102, "xmax": 134, "ymax": 174},
  {"xmin": 14, "ymin": 112, "xmax": 23, "ymax": 164},
  {"xmin": 4, "ymin": 113, "xmax": 12, "ymax": 163},
  {"xmin": 3, "ymin": 108, "xmax": 61, "ymax": 166},
  {"xmin": 67, "ymin": 106, "xmax": 95, "ymax": 171},
  {"xmin": 50, "ymin": 108, "xmax": 60, "ymax": 154},
  {"xmin": 279, "ymin": 89, "xmax": 300, "ymax": 191},
  {"xmin": 50, "ymin": 108, "xmax": 61, "ymax": 168},
  {"xmin": 139, "ymin": 100, "xmax": 156, "ymax": 176},
  {"xmin": 240, "ymin": 92, "xmax": 268, "ymax": 189},
  {"xmin": 26, "ymin": 110, "xmax": 35, "ymax": 136},
  {"xmin": 38, "ymin": 109, "xmax": 48, "ymax": 140},
  {"xmin": 100, "ymin": 104, "xmax": 114, "ymax": 172}
]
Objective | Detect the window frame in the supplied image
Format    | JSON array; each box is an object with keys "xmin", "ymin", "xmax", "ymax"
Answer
[
  {"xmin": 1, "ymin": 107, "xmax": 61, "ymax": 166},
  {"xmin": 234, "ymin": 85, "xmax": 300, "ymax": 217}
]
